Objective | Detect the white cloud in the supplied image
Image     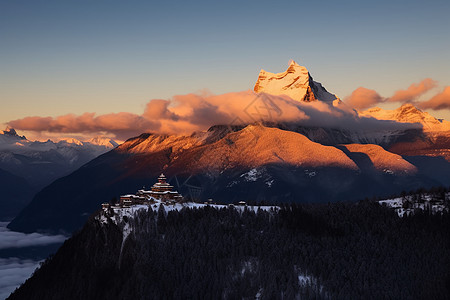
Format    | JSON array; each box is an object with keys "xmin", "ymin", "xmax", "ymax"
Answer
[
  {"xmin": 0, "ymin": 222, "xmax": 67, "ymax": 299},
  {"xmin": 0, "ymin": 222, "xmax": 66, "ymax": 250},
  {"xmin": 0, "ymin": 257, "xmax": 41, "ymax": 299}
]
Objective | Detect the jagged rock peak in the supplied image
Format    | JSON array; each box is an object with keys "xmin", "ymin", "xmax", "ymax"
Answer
[
  {"xmin": 254, "ymin": 60, "xmax": 338, "ymax": 103},
  {"xmin": 3, "ymin": 126, "xmax": 17, "ymax": 136},
  {"xmin": 1, "ymin": 126, "xmax": 26, "ymax": 139}
]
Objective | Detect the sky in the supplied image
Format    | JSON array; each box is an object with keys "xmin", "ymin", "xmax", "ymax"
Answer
[{"xmin": 1, "ymin": 0, "xmax": 449, "ymax": 141}]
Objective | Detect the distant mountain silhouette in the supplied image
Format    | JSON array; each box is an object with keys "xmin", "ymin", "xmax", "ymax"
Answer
[{"xmin": 0, "ymin": 168, "xmax": 36, "ymax": 220}]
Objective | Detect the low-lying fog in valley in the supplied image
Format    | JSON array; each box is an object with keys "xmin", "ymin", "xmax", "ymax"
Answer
[{"xmin": 0, "ymin": 222, "xmax": 66, "ymax": 299}]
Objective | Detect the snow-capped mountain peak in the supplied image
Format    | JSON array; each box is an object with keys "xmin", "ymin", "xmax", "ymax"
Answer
[
  {"xmin": 59, "ymin": 138, "xmax": 83, "ymax": 145},
  {"xmin": 254, "ymin": 60, "xmax": 338, "ymax": 103},
  {"xmin": 86, "ymin": 136, "xmax": 119, "ymax": 148},
  {"xmin": 361, "ymin": 103, "xmax": 450, "ymax": 131}
]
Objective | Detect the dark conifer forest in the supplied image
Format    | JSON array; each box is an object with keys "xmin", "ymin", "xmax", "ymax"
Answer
[{"xmin": 8, "ymin": 201, "xmax": 450, "ymax": 300}]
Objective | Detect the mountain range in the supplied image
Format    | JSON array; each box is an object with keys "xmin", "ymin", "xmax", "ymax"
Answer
[
  {"xmin": 0, "ymin": 128, "xmax": 118, "ymax": 220},
  {"xmin": 7, "ymin": 61, "xmax": 450, "ymax": 233}
]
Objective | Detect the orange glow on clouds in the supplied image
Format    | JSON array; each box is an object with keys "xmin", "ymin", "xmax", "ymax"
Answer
[
  {"xmin": 345, "ymin": 87, "xmax": 384, "ymax": 110},
  {"xmin": 389, "ymin": 78, "xmax": 437, "ymax": 104},
  {"xmin": 7, "ymin": 80, "xmax": 450, "ymax": 141},
  {"xmin": 344, "ymin": 78, "xmax": 442, "ymax": 110},
  {"xmin": 9, "ymin": 91, "xmax": 311, "ymax": 140},
  {"xmin": 419, "ymin": 87, "xmax": 450, "ymax": 110}
]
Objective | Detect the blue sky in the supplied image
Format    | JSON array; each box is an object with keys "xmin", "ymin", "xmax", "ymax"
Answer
[{"xmin": 1, "ymin": 0, "xmax": 449, "ymax": 138}]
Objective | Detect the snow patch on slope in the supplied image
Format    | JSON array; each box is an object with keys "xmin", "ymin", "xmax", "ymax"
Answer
[
  {"xmin": 379, "ymin": 193, "xmax": 449, "ymax": 217},
  {"xmin": 240, "ymin": 168, "xmax": 261, "ymax": 182}
]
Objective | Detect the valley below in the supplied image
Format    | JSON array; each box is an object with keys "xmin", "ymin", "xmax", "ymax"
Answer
[{"xmin": 0, "ymin": 222, "xmax": 66, "ymax": 299}]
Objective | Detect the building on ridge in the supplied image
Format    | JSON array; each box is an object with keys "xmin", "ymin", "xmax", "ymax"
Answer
[
  {"xmin": 119, "ymin": 194, "xmax": 147, "ymax": 207},
  {"xmin": 118, "ymin": 173, "xmax": 183, "ymax": 207},
  {"xmin": 137, "ymin": 173, "xmax": 183, "ymax": 202}
]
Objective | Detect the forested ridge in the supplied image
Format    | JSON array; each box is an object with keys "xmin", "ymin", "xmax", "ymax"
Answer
[{"xmin": 8, "ymin": 200, "xmax": 450, "ymax": 300}]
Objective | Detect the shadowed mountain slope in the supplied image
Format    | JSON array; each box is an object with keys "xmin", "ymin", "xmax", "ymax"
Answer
[{"xmin": 8, "ymin": 125, "xmax": 442, "ymax": 234}]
